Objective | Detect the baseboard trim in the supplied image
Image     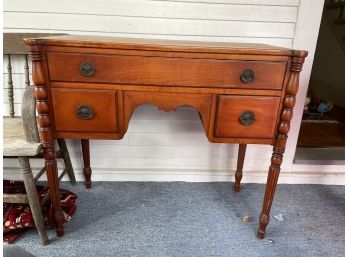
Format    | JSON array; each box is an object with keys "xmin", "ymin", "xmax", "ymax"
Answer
[{"xmin": 4, "ymin": 168, "xmax": 345, "ymax": 185}]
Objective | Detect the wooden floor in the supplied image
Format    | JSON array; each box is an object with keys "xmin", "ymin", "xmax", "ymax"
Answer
[
  {"xmin": 298, "ymin": 105, "xmax": 345, "ymax": 147},
  {"xmin": 297, "ymin": 122, "xmax": 345, "ymax": 147}
]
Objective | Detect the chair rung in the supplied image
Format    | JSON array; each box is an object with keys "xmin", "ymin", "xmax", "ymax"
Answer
[
  {"xmin": 4, "ymin": 193, "xmax": 29, "ymax": 204},
  {"xmin": 34, "ymin": 158, "xmax": 68, "ymax": 183},
  {"xmin": 34, "ymin": 166, "xmax": 46, "ymax": 182},
  {"xmin": 58, "ymin": 168, "xmax": 67, "ymax": 181},
  {"xmin": 40, "ymin": 191, "xmax": 50, "ymax": 208},
  {"xmin": 6, "ymin": 161, "xmax": 69, "ymax": 208},
  {"xmin": 38, "ymin": 169, "xmax": 67, "ymax": 207}
]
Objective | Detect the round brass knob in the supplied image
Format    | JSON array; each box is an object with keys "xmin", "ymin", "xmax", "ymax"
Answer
[
  {"xmin": 80, "ymin": 62, "xmax": 95, "ymax": 77},
  {"xmin": 76, "ymin": 105, "xmax": 95, "ymax": 120},
  {"xmin": 240, "ymin": 69, "xmax": 254, "ymax": 84},
  {"xmin": 239, "ymin": 111, "xmax": 255, "ymax": 126}
]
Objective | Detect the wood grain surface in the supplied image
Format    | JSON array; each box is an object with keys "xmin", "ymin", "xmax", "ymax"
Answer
[
  {"xmin": 51, "ymin": 88, "xmax": 118, "ymax": 133},
  {"xmin": 47, "ymin": 51, "xmax": 287, "ymax": 90},
  {"xmin": 215, "ymin": 96, "xmax": 281, "ymax": 138}
]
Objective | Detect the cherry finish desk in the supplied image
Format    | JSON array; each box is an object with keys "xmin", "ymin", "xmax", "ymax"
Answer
[{"xmin": 25, "ymin": 35, "xmax": 307, "ymax": 239}]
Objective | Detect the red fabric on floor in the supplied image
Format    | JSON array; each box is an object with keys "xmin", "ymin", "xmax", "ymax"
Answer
[{"xmin": 3, "ymin": 180, "xmax": 77, "ymax": 243}]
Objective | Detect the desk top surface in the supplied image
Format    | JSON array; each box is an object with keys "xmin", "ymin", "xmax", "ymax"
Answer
[{"xmin": 25, "ymin": 35, "xmax": 306, "ymax": 57}]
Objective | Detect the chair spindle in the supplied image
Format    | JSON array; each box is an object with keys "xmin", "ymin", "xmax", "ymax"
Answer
[
  {"xmin": 7, "ymin": 54, "xmax": 15, "ymax": 117},
  {"xmin": 24, "ymin": 54, "xmax": 30, "ymax": 88}
]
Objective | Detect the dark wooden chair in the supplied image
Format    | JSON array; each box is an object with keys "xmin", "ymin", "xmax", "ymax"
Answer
[{"xmin": 3, "ymin": 33, "xmax": 76, "ymax": 245}]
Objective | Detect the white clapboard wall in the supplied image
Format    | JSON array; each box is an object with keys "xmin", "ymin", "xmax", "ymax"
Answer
[{"xmin": 4, "ymin": 0, "xmax": 342, "ymax": 184}]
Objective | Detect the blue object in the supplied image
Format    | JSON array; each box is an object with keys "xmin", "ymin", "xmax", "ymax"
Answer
[{"xmin": 316, "ymin": 100, "xmax": 332, "ymax": 114}]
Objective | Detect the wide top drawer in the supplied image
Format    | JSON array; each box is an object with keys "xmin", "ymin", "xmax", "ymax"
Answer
[{"xmin": 47, "ymin": 52, "xmax": 287, "ymax": 90}]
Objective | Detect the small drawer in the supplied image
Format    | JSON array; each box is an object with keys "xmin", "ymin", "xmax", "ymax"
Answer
[
  {"xmin": 215, "ymin": 95, "xmax": 280, "ymax": 139},
  {"xmin": 47, "ymin": 51, "xmax": 286, "ymax": 90},
  {"xmin": 51, "ymin": 88, "xmax": 117, "ymax": 133}
]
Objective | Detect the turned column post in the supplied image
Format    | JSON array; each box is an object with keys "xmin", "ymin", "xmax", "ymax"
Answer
[
  {"xmin": 81, "ymin": 139, "xmax": 92, "ymax": 189},
  {"xmin": 234, "ymin": 144, "xmax": 247, "ymax": 192},
  {"xmin": 28, "ymin": 42, "xmax": 65, "ymax": 237},
  {"xmin": 257, "ymin": 51, "xmax": 307, "ymax": 239}
]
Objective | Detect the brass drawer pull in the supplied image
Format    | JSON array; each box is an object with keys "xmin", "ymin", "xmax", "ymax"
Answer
[
  {"xmin": 239, "ymin": 111, "xmax": 255, "ymax": 126},
  {"xmin": 76, "ymin": 105, "xmax": 95, "ymax": 120},
  {"xmin": 240, "ymin": 69, "xmax": 254, "ymax": 84},
  {"xmin": 80, "ymin": 62, "xmax": 95, "ymax": 77}
]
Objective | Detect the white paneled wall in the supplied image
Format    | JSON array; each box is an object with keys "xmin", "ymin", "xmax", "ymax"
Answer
[
  {"xmin": 4, "ymin": 0, "xmax": 297, "ymax": 46},
  {"xmin": 4, "ymin": 0, "xmax": 342, "ymax": 184}
]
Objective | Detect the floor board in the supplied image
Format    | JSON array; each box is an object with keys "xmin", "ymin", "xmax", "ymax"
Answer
[{"xmin": 297, "ymin": 121, "xmax": 344, "ymax": 147}]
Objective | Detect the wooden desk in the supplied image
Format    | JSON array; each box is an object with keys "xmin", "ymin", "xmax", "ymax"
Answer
[{"xmin": 25, "ymin": 35, "xmax": 307, "ymax": 239}]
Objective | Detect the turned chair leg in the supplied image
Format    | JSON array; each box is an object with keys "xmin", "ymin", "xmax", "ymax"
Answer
[
  {"xmin": 18, "ymin": 157, "xmax": 49, "ymax": 245},
  {"xmin": 57, "ymin": 139, "xmax": 76, "ymax": 185},
  {"xmin": 234, "ymin": 144, "xmax": 247, "ymax": 192},
  {"xmin": 81, "ymin": 139, "xmax": 92, "ymax": 189}
]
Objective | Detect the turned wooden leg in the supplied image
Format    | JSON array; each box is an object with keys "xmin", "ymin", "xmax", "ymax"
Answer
[
  {"xmin": 257, "ymin": 156, "xmax": 281, "ymax": 239},
  {"xmin": 57, "ymin": 139, "xmax": 76, "ymax": 185},
  {"xmin": 18, "ymin": 157, "xmax": 49, "ymax": 245},
  {"xmin": 81, "ymin": 139, "xmax": 92, "ymax": 189},
  {"xmin": 257, "ymin": 52, "xmax": 306, "ymax": 239},
  {"xmin": 44, "ymin": 147, "xmax": 65, "ymax": 237},
  {"xmin": 234, "ymin": 144, "xmax": 247, "ymax": 192},
  {"xmin": 31, "ymin": 42, "xmax": 65, "ymax": 237}
]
